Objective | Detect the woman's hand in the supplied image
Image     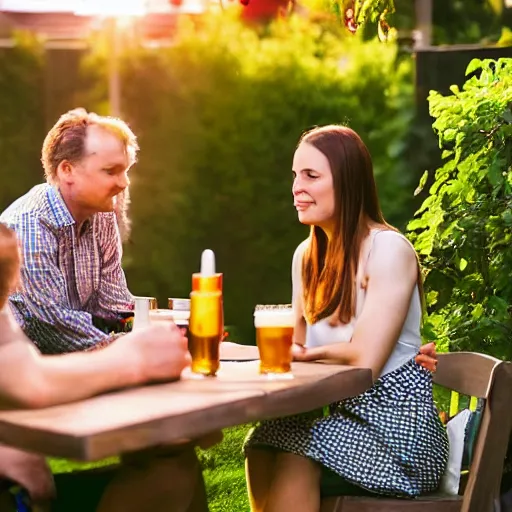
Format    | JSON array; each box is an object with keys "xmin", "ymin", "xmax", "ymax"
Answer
[
  {"xmin": 415, "ymin": 342, "xmax": 438, "ymax": 372},
  {"xmin": 292, "ymin": 343, "xmax": 315, "ymax": 362}
]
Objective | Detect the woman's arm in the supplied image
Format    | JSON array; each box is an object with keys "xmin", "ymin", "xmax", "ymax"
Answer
[{"xmin": 294, "ymin": 234, "xmax": 418, "ymax": 381}]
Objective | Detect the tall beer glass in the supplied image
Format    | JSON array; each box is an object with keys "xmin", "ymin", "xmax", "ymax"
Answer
[{"xmin": 254, "ymin": 304, "xmax": 294, "ymax": 378}]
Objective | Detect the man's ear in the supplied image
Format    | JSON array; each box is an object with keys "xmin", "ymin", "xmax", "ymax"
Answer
[{"xmin": 55, "ymin": 160, "xmax": 74, "ymax": 184}]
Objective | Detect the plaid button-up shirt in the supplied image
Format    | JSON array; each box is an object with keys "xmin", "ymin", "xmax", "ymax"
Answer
[{"xmin": 0, "ymin": 184, "xmax": 134, "ymax": 354}]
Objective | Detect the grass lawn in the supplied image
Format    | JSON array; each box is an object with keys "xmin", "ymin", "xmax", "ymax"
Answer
[
  {"xmin": 199, "ymin": 425, "xmax": 251, "ymax": 511},
  {"xmin": 48, "ymin": 424, "xmax": 252, "ymax": 511}
]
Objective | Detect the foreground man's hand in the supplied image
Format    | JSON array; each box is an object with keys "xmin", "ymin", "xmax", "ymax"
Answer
[{"xmin": 119, "ymin": 323, "xmax": 191, "ymax": 384}]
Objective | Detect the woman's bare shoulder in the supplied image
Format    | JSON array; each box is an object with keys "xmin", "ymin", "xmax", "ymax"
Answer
[
  {"xmin": 373, "ymin": 230, "xmax": 417, "ymax": 258},
  {"xmin": 368, "ymin": 231, "xmax": 418, "ymax": 281}
]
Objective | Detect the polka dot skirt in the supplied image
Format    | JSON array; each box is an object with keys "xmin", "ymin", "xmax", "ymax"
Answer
[{"xmin": 245, "ymin": 358, "xmax": 449, "ymax": 497}]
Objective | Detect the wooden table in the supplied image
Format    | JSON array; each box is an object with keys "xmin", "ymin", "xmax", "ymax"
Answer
[{"xmin": 0, "ymin": 359, "xmax": 372, "ymax": 461}]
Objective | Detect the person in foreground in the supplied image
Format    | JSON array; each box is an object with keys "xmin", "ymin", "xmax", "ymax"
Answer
[
  {"xmin": 0, "ymin": 223, "xmax": 209, "ymax": 512},
  {"xmin": 244, "ymin": 125, "xmax": 448, "ymax": 512},
  {"xmin": 0, "ymin": 108, "xmax": 137, "ymax": 354}
]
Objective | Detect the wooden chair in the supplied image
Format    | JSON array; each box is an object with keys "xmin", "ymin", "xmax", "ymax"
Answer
[{"xmin": 320, "ymin": 352, "xmax": 512, "ymax": 512}]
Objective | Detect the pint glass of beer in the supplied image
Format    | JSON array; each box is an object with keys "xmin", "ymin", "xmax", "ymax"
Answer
[{"xmin": 254, "ymin": 304, "xmax": 294, "ymax": 378}]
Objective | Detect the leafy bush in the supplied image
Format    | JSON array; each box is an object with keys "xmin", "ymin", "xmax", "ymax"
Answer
[
  {"xmin": 409, "ymin": 58, "xmax": 512, "ymax": 359},
  {"xmin": 0, "ymin": 33, "xmax": 45, "ymax": 211},
  {"xmin": 119, "ymin": 13, "xmax": 418, "ymax": 342}
]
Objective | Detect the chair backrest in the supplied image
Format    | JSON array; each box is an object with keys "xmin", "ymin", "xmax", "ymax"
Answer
[{"xmin": 434, "ymin": 352, "xmax": 512, "ymax": 512}]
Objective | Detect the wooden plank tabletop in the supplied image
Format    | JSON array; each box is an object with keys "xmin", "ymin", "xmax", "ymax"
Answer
[{"xmin": 0, "ymin": 361, "xmax": 372, "ymax": 461}]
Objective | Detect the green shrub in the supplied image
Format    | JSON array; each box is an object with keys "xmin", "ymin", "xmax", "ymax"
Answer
[
  {"xmin": 0, "ymin": 33, "xmax": 45, "ymax": 211},
  {"xmin": 118, "ymin": 13, "xmax": 417, "ymax": 342},
  {"xmin": 0, "ymin": 17, "xmax": 421, "ymax": 345},
  {"xmin": 408, "ymin": 58, "xmax": 512, "ymax": 359}
]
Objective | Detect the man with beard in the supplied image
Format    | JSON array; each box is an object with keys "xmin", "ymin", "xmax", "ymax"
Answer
[{"xmin": 0, "ymin": 108, "xmax": 138, "ymax": 354}]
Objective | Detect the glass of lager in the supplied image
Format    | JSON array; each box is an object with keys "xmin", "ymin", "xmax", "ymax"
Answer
[{"xmin": 254, "ymin": 304, "xmax": 294, "ymax": 379}]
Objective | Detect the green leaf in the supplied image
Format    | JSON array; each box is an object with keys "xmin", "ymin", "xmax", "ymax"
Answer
[
  {"xmin": 414, "ymin": 170, "xmax": 429, "ymax": 196},
  {"xmin": 426, "ymin": 290, "xmax": 439, "ymax": 307},
  {"xmin": 421, "ymin": 322, "xmax": 438, "ymax": 342},
  {"xmin": 449, "ymin": 84, "xmax": 460, "ymax": 95},
  {"xmin": 459, "ymin": 258, "xmax": 468, "ymax": 271},
  {"xmin": 502, "ymin": 210, "xmax": 512, "ymax": 226},
  {"xmin": 487, "ymin": 296, "xmax": 509, "ymax": 317},
  {"xmin": 443, "ymin": 128, "xmax": 457, "ymax": 142},
  {"xmin": 471, "ymin": 303, "xmax": 484, "ymax": 320},
  {"xmin": 488, "ymin": 157, "xmax": 504, "ymax": 187},
  {"xmin": 465, "ymin": 59, "xmax": 483, "ymax": 76}
]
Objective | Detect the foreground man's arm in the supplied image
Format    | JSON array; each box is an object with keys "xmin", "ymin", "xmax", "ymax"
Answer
[{"xmin": 0, "ymin": 311, "xmax": 190, "ymax": 410}]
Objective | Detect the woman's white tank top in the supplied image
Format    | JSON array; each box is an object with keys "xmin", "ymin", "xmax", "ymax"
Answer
[{"xmin": 292, "ymin": 230, "xmax": 422, "ymax": 377}]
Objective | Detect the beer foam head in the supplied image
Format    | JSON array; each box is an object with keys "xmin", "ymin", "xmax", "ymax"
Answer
[{"xmin": 254, "ymin": 304, "xmax": 294, "ymax": 328}]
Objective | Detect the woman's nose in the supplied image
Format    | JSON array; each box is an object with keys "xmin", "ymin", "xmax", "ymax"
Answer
[{"xmin": 292, "ymin": 176, "xmax": 304, "ymax": 196}]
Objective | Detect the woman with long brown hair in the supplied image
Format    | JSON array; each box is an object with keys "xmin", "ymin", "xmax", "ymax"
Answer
[{"xmin": 244, "ymin": 125, "xmax": 447, "ymax": 511}]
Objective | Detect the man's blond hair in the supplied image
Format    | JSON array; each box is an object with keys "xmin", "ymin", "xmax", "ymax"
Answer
[{"xmin": 41, "ymin": 108, "xmax": 139, "ymax": 185}]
